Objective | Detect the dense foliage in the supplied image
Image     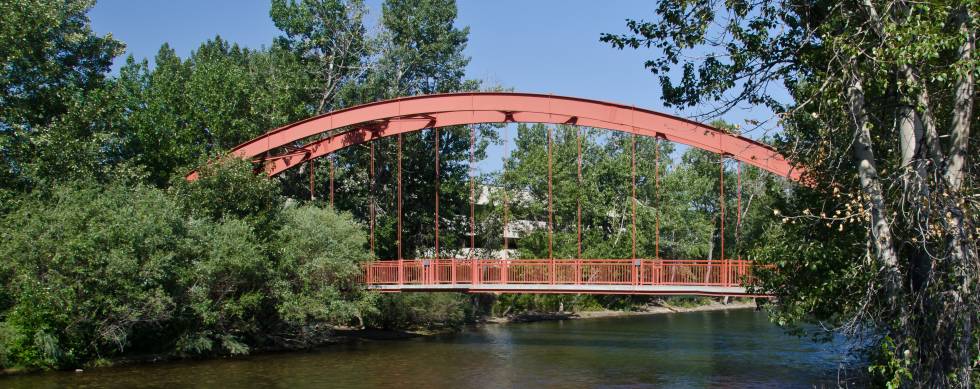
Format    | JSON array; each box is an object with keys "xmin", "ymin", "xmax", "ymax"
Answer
[
  {"xmin": 603, "ymin": 0, "xmax": 978, "ymax": 386},
  {"xmin": 0, "ymin": 159, "xmax": 374, "ymax": 369}
]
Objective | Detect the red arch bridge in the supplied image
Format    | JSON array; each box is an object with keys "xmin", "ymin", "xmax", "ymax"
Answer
[{"xmin": 190, "ymin": 92, "xmax": 805, "ymax": 298}]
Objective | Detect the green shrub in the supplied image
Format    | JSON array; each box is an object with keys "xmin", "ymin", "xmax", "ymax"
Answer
[
  {"xmin": 270, "ymin": 205, "xmax": 377, "ymax": 341},
  {"xmin": 175, "ymin": 218, "xmax": 265, "ymax": 356},
  {"xmin": 0, "ymin": 182, "xmax": 184, "ymax": 369}
]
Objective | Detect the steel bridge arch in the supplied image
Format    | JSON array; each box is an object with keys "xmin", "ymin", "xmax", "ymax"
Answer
[{"xmin": 186, "ymin": 92, "xmax": 803, "ymax": 181}]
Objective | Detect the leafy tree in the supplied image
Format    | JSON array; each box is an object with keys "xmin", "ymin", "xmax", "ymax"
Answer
[
  {"xmin": 17, "ymin": 85, "xmax": 136, "ymax": 188},
  {"xmin": 0, "ymin": 0, "xmax": 122, "ymax": 129},
  {"xmin": 0, "ymin": 0, "xmax": 124, "ymax": 193},
  {"xmin": 116, "ymin": 39, "xmax": 313, "ymax": 186},
  {"xmin": 113, "ymin": 46, "xmax": 195, "ymax": 186},
  {"xmin": 374, "ymin": 0, "xmax": 471, "ymax": 96},
  {"xmin": 603, "ymin": 0, "xmax": 978, "ymax": 385},
  {"xmin": 270, "ymin": 0, "xmax": 368, "ymax": 113}
]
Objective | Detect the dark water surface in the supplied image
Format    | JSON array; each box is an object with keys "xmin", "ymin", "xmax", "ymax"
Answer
[{"xmin": 1, "ymin": 309, "xmax": 848, "ymax": 388}]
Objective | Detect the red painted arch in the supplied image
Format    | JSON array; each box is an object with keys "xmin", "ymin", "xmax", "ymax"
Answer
[{"xmin": 186, "ymin": 92, "xmax": 803, "ymax": 181}]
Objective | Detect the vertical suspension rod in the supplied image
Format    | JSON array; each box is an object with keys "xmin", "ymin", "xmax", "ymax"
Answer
[
  {"xmin": 470, "ymin": 126, "xmax": 476, "ymax": 257},
  {"xmin": 631, "ymin": 132, "xmax": 637, "ymax": 261},
  {"xmin": 654, "ymin": 137, "xmax": 660, "ymax": 259},
  {"xmin": 720, "ymin": 156, "xmax": 725, "ymax": 260},
  {"xmin": 370, "ymin": 143, "xmax": 375, "ymax": 254},
  {"xmin": 736, "ymin": 161, "xmax": 742, "ymax": 259},
  {"xmin": 434, "ymin": 128, "xmax": 440, "ymax": 261},
  {"xmin": 470, "ymin": 127, "xmax": 478, "ymax": 285},
  {"xmin": 309, "ymin": 158, "xmax": 315, "ymax": 201},
  {"xmin": 547, "ymin": 126, "xmax": 554, "ymax": 284},
  {"xmin": 329, "ymin": 155, "xmax": 335, "ymax": 207},
  {"xmin": 577, "ymin": 127, "xmax": 582, "ymax": 259},
  {"xmin": 397, "ymin": 134, "xmax": 403, "ymax": 261},
  {"xmin": 548, "ymin": 126, "xmax": 554, "ymax": 261},
  {"xmin": 502, "ymin": 126, "xmax": 509, "ymax": 258},
  {"xmin": 719, "ymin": 155, "xmax": 726, "ymax": 271}
]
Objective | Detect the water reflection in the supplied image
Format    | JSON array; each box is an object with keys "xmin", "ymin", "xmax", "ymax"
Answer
[{"xmin": 1, "ymin": 309, "xmax": 846, "ymax": 388}]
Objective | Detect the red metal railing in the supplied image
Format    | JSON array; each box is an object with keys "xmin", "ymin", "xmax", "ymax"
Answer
[{"xmin": 362, "ymin": 259, "xmax": 758, "ymax": 288}]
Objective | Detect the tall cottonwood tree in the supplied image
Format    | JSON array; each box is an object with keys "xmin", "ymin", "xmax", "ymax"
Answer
[
  {"xmin": 603, "ymin": 1, "xmax": 977, "ymax": 386},
  {"xmin": 270, "ymin": 0, "xmax": 369, "ymax": 114},
  {"xmin": 307, "ymin": 0, "xmax": 480, "ymax": 259},
  {"xmin": 0, "ymin": 0, "xmax": 123, "ymax": 193}
]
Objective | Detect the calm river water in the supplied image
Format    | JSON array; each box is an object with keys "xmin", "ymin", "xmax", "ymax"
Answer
[{"xmin": 2, "ymin": 309, "xmax": 850, "ymax": 388}]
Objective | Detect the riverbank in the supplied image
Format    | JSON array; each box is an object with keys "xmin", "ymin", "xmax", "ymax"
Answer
[{"xmin": 484, "ymin": 299, "xmax": 757, "ymax": 324}]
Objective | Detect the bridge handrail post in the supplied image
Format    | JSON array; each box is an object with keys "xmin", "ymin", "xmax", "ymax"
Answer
[
  {"xmin": 722, "ymin": 258, "xmax": 728, "ymax": 287},
  {"xmin": 502, "ymin": 260, "xmax": 508, "ymax": 284},
  {"xmin": 639, "ymin": 259, "xmax": 643, "ymax": 286},
  {"xmin": 550, "ymin": 259, "xmax": 555, "ymax": 285},
  {"xmin": 631, "ymin": 258, "xmax": 640, "ymax": 286},
  {"xmin": 654, "ymin": 259, "xmax": 661, "ymax": 285},
  {"xmin": 472, "ymin": 259, "xmax": 479, "ymax": 285}
]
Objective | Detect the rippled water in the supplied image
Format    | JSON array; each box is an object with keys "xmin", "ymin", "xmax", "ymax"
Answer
[{"xmin": 2, "ymin": 309, "xmax": 849, "ymax": 388}]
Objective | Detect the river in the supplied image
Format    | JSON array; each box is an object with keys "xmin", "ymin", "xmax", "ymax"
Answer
[{"xmin": 1, "ymin": 309, "xmax": 850, "ymax": 388}]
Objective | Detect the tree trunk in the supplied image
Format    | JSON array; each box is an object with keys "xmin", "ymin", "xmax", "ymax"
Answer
[
  {"xmin": 895, "ymin": 69, "xmax": 934, "ymax": 293},
  {"xmin": 943, "ymin": 9, "xmax": 976, "ymax": 385},
  {"xmin": 944, "ymin": 9, "xmax": 974, "ymax": 193},
  {"xmin": 845, "ymin": 65, "xmax": 902, "ymax": 301}
]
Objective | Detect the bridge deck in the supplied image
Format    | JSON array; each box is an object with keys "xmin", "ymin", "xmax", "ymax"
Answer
[
  {"xmin": 368, "ymin": 283, "xmax": 752, "ymax": 296},
  {"xmin": 362, "ymin": 259, "xmax": 766, "ymax": 297}
]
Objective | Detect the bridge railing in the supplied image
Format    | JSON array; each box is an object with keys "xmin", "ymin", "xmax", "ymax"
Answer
[{"xmin": 362, "ymin": 259, "xmax": 758, "ymax": 288}]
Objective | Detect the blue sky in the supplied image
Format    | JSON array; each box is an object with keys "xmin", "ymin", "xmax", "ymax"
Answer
[{"xmin": 89, "ymin": 1, "xmax": 781, "ymax": 170}]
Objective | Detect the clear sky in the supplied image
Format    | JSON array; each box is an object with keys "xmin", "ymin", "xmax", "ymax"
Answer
[{"xmin": 89, "ymin": 1, "xmax": 780, "ymax": 169}]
